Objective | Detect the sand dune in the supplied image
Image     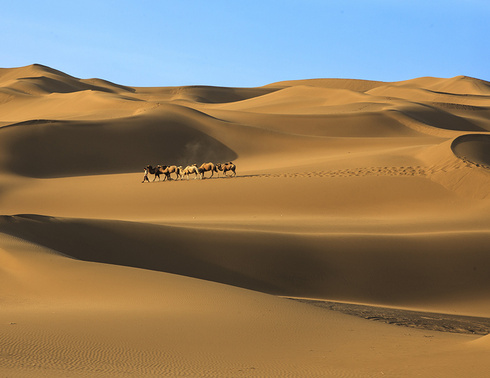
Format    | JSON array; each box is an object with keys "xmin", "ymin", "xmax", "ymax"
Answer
[
  {"xmin": 3, "ymin": 233, "xmax": 489, "ymax": 377},
  {"xmin": 1, "ymin": 64, "xmax": 490, "ymax": 376},
  {"xmin": 1, "ymin": 214, "xmax": 490, "ymax": 314},
  {"xmin": 0, "ymin": 109, "xmax": 237, "ymax": 177}
]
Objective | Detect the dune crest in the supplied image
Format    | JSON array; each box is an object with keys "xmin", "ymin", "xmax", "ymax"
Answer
[{"xmin": 0, "ymin": 63, "xmax": 133, "ymax": 96}]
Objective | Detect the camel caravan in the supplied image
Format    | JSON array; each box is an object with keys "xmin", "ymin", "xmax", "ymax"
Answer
[{"xmin": 142, "ymin": 162, "xmax": 236, "ymax": 183}]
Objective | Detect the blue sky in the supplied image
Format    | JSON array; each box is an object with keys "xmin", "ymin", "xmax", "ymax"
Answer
[{"xmin": 1, "ymin": 0, "xmax": 488, "ymax": 87}]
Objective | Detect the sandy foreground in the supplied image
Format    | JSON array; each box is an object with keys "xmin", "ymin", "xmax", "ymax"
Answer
[{"xmin": 1, "ymin": 64, "xmax": 490, "ymax": 376}]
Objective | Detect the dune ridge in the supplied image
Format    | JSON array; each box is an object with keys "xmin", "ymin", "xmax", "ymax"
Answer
[{"xmin": 1, "ymin": 64, "xmax": 490, "ymax": 376}]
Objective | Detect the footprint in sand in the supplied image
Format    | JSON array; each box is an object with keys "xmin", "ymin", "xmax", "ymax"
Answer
[{"xmin": 261, "ymin": 166, "xmax": 429, "ymax": 179}]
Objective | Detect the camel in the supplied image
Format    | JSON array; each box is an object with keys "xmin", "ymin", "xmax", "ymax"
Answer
[
  {"xmin": 157, "ymin": 165, "xmax": 181, "ymax": 180},
  {"xmin": 198, "ymin": 162, "xmax": 217, "ymax": 179},
  {"xmin": 146, "ymin": 165, "xmax": 165, "ymax": 181},
  {"xmin": 216, "ymin": 162, "xmax": 236, "ymax": 177},
  {"xmin": 181, "ymin": 164, "xmax": 200, "ymax": 180}
]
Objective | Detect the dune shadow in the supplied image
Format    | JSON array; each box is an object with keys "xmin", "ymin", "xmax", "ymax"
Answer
[
  {"xmin": 2, "ymin": 215, "xmax": 490, "ymax": 306},
  {"xmin": 0, "ymin": 215, "xmax": 283, "ymax": 294},
  {"xmin": 0, "ymin": 114, "xmax": 237, "ymax": 178},
  {"xmin": 451, "ymin": 134, "xmax": 490, "ymax": 168}
]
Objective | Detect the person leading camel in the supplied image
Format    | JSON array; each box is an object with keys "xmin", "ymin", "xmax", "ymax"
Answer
[{"xmin": 142, "ymin": 167, "xmax": 150, "ymax": 183}]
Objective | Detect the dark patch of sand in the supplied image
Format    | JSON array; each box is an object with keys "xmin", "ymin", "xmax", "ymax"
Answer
[{"xmin": 288, "ymin": 298, "xmax": 490, "ymax": 335}]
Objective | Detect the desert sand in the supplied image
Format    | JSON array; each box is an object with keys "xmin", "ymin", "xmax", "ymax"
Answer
[{"xmin": 1, "ymin": 64, "xmax": 490, "ymax": 376}]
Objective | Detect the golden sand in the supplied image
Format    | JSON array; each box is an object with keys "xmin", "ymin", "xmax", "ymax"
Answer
[{"xmin": 1, "ymin": 64, "xmax": 490, "ymax": 376}]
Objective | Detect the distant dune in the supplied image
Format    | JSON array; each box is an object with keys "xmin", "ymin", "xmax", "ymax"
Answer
[{"xmin": 1, "ymin": 64, "xmax": 490, "ymax": 377}]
